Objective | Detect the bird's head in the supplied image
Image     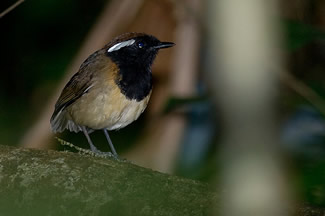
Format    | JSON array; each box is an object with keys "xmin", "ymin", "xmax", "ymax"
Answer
[{"xmin": 105, "ymin": 32, "xmax": 174, "ymax": 68}]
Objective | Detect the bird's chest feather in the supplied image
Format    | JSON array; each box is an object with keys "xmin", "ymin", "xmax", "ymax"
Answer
[{"xmin": 68, "ymin": 78, "xmax": 151, "ymax": 130}]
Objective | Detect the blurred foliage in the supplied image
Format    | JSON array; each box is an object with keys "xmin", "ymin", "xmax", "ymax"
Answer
[
  {"xmin": 162, "ymin": 95, "xmax": 208, "ymax": 114},
  {"xmin": 0, "ymin": 0, "xmax": 107, "ymax": 146},
  {"xmin": 296, "ymin": 157, "xmax": 325, "ymax": 206},
  {"xmin": 284, "ymin": 20, "xmax": 325, "ymax": 51}
]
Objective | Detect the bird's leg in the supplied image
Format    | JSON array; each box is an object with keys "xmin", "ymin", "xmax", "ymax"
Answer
[
  {"xmin": 81, "ymin": 126, "xmax": 100, "ymax": 153},
  {"xmin": 81, "ymin": 126, "xmax": 114, "ymax": 158},
  {"xmin": 103, "ymin": 129, "xmax": 118, "ymax": 157}
]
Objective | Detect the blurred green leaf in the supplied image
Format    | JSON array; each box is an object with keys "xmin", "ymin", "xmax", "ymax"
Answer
[
  {"xmin": 283, "ymin": 20, "xmax": 325, "ymax": 51},
  {"xmin": 162, "ymin": 96, "xmax": 207, "ymax": 114},
  {"xmin": 297, "ymin": 158, "xmax": 325, "ymax": 206}
]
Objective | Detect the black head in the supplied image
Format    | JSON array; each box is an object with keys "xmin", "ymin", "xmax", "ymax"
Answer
[
  {"xmin": 105, "ymin": 33, "xmax": 174, "ymax": 68},
  {"xmin": 103, "ymin": 33, "xmax": 174, "ymax": 102}
]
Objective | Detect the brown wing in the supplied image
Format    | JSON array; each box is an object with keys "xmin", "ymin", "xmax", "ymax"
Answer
[
  {"xmin": 50, "ymin": 50, "xmax": 101, "ymax": 132},
  {"xmin": 54, "ymin": 73, "xmax": 92, "ymax": 115}
]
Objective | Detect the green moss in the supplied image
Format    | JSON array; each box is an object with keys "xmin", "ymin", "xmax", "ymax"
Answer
[{"xmin": 0, "ymin": 145, "xmax": 215, "ymax": 216}]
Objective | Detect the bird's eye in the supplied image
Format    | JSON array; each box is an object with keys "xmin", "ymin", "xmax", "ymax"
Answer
[{"xmin": 137, "ymin": 42, "xmax": 144, "ymax": 48}]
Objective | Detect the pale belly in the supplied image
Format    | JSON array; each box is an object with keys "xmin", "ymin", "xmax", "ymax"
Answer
[{"xmin": 67, "ymin": 85, "xmax": 151, "ymax": 130}]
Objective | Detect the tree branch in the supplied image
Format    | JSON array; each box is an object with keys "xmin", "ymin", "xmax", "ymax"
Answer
[
  {"xmin": 0, "ymin": 0, "xmax": 24, "ymax": 18},
  {"xmin": 0, "ymin": 145, "xmax": 323, "ymax": 215},
  {"xmin": 0, "ymin": 145, "xmax": 215, "ymax": 215}
]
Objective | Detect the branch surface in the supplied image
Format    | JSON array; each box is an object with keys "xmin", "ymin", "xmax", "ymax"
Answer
[
  {"xmin": 0, "ymin": 145, "xmax": 324, "ymax": 216},
  {"xmin": 0, "ymin": 145, "xmax": 215, "ymax": 215}
]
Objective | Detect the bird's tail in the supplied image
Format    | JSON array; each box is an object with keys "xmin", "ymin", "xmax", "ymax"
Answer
[{"xmin": 50, "ymin": 109, "xmax": 81, "ymax": 133}]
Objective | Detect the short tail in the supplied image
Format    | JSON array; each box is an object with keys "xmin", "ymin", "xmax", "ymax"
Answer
[{"xmin": 50, "ymin": 109, "xmax": 81, "ymax": 133}]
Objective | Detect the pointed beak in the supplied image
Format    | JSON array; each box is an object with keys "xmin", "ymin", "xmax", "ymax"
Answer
[{"xmin": 153, "ymin": 42, "xmax": 175, "ymax": 49}]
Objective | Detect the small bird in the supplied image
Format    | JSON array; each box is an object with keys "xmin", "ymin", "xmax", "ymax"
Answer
[{"xmin": 50, "ymin": 32, "xmax": 174, "ymax": 157}]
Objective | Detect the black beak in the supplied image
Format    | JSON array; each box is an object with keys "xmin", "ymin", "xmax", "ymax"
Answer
[{"xmin": 153, "ymin": 42, "xmax": 175, "ymax": 49}]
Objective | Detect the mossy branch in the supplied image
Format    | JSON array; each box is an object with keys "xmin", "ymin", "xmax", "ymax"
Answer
[
  {"xmin": 0, "ymin": 145, "xmax": 323, "ymax": 216},
  {"xmin": 0, "ymin": 145, "xmax": 215, "ymax": 215}
]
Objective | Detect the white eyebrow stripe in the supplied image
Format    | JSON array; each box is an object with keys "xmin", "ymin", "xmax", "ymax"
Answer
[{"xmin": 107, "ymin": 39, "xmax": 136, "ymax": 53}]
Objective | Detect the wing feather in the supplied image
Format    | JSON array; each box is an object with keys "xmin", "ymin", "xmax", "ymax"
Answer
[{"xmin": 50, "ymin": 51, "xmax": 100, "ymax": 132}]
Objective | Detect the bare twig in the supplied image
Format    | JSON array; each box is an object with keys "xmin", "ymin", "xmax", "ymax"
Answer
[
  {"xmin": 0, "ymin": 0, "xmax": 24, "ymax": 18},
  {"xmin": 55, "ymin": 137, "xmax": 120, "ymax": 159},
  {"xmin": 280, "ymin": 71, "xmax": 325, "ymax": 115},
  {"xmin": 55, "ymin": 137, "xmax": 96, "ymax": 156}
]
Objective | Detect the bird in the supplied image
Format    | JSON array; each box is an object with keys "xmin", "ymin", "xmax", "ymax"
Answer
[{"xmin": 50, "ymin": 32, "xmax": 175, "ymax": 158}]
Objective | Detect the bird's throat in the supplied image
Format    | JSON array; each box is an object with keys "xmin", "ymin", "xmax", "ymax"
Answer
[{"xmin": 116, "ymin": 65, "xmax": 152, "ymax": 101}]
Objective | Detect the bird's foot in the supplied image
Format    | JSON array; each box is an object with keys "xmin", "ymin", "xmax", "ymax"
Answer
[{"xmin": 91, "ymin": 148, "xmax": 126, "ymax": 161}]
